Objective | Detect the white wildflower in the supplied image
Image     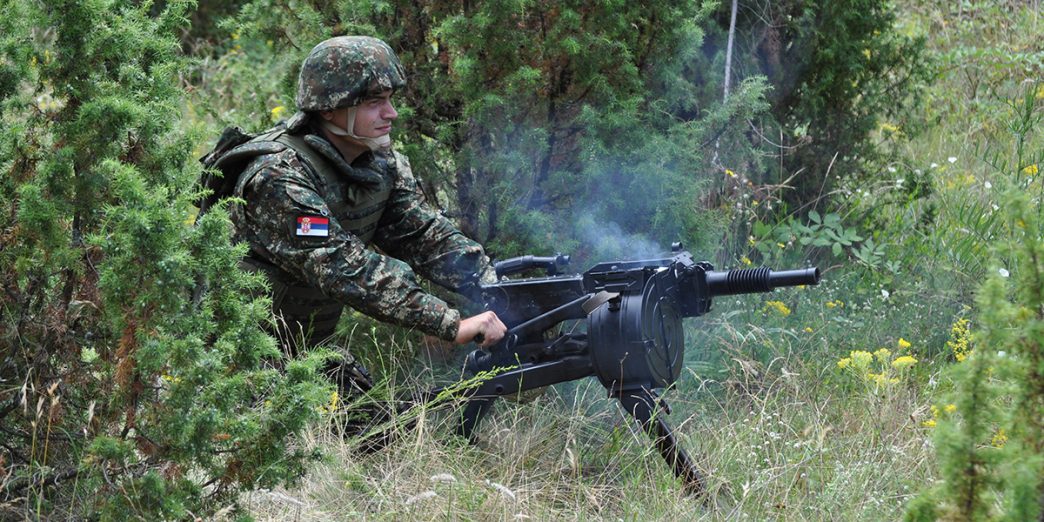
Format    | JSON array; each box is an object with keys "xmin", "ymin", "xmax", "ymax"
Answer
[
  {"xmin": 430, "ymin": 474, "xmax": 457, "ymax": 483},
  {"xmin": 984, "ymin": 181, "xmax": 992, "ymax": 189},
  {"xmin": 998, "ymin": 268, "xmax": 1009, "ymax": 278},
  {"xmin": 405, "ymin": 491, "xmax": 438, "ymax": 505},
  {"xmin": 486, "ymin": 480, "xmax": 517, "ymax": 501},
  {"xmin": 930, "ymin": 162, "xmax": 939, "ymax": 169},
  {"xmin": 881, "ymin": 289, "xmax": 890, "ymax": 299},
  {"xmin": 948, "ymin": 156, "xmax": 957, "ymax": 163}
]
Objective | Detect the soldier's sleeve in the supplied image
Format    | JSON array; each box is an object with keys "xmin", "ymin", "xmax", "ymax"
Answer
[
  {"xmin": 241, "ymin": 152, "xmax": 461, "ymax": 341},
  {"xmin": 373, "ymin": 152, "xmax": 497, "ymax": 293}
]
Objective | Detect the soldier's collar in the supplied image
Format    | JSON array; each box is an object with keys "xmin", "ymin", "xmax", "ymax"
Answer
[{"xmin": 303, "ymin": 133, "xmax": 383, "ymax": 185}]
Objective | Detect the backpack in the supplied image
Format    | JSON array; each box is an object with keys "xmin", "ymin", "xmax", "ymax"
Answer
[{"xmin": 196, "ymin": 126, "xmax": 271, "ymax": 216}]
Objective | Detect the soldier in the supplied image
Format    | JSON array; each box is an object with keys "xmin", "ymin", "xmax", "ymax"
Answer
[{"xmin": 227, "ymin": 36, "xmax": 507, "ymax": 397}]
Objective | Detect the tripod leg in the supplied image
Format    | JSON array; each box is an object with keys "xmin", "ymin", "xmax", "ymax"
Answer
[
  {"xmin": 457, "ymin": 397, "xmax": 496, "ymax": 441},
  {"xmin": 616, "ymin": 390, "xmax": 705, "ymax": 496}
]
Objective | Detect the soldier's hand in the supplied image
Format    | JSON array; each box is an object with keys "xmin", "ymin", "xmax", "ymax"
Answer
[{"xmin": 456, "ymin": 311, "xmax": 507, "ymax": 348}]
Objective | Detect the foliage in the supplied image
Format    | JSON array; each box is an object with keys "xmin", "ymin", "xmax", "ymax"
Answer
[
  {"xmin": 906, "ymin": 85, "xmax": 1044, "ymax": 521},
  {"xmin": 700, "ymin": 0, "xmax": 931, "ymax": 211},
  {"xmin": 750, "ymin": 209, "xmax": 887, "ymax": 270},
  {"xmin": 0, "ymin": 0, "xmax": 328, "ymax": 518}
]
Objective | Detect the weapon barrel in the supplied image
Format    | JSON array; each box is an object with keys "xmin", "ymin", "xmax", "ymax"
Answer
[{"xmin": 705, "ymin": 267, "xmax": 820, "ymax": 296}]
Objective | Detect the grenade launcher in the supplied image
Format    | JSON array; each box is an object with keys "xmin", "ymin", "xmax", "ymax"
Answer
[{"xmin": 428, "ymin": 244, "xmax": 819, "ymax": 494}]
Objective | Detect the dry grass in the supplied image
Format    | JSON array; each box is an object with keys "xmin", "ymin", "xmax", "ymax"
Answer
[{"xmin": 243, "ymin": 323, "xmax": 937, "ymax": 521}]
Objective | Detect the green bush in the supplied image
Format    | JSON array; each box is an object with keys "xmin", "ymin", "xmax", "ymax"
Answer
[{"xmin": 0, "ymin": 1, "xmax": 328, "ymax": 518}]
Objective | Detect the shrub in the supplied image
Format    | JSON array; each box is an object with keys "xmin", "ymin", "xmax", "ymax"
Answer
[{"xmin": 0, "ymin": 1, "xmax": 328, "ymax": 517}]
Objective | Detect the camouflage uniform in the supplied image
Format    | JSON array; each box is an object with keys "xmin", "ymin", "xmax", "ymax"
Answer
[{"xmin": 229, "ymin": 37, "xmax": 495, "ymax": 354}]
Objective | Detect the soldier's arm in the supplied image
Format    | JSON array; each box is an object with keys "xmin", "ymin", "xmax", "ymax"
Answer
[
  {"xmin": 372, "ymin": 152, "xmax": 496, "ymax": 293},
  {"xmin": 241, "ymin": 155, "xmax": 461, "ymax": 341}
]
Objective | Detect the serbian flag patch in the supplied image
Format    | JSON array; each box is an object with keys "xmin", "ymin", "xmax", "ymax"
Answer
[{"xmin": 296, "ymin": 216, "xmax": 329, "ymax": 237}]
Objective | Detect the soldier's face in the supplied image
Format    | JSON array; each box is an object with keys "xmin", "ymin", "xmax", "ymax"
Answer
[{"xmin": 352, "ymin": 90, "xmax": 398, "ymax": 138}]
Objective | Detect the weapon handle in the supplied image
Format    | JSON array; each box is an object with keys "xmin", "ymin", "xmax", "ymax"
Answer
[{"xmin": 494, "ymin": 254, "xmax": 571, "ymax": 277}]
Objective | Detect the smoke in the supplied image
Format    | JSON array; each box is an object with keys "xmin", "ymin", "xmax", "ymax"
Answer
[{"xmin": 573, "ymin": 215, "xmax": 670, "ymax": 263}]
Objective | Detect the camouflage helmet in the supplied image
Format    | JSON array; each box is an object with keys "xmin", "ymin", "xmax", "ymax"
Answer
[{"xmin": 296, "ymin": 36, "xmax": 406, "ymax": 112}]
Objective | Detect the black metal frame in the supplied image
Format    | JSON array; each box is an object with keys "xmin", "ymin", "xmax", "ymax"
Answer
[{"xmin": 427, "ymin": 247, "xmax": 819, "ymax": 494}]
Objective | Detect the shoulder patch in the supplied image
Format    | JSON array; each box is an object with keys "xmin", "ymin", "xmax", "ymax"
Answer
[{"xmin": 296, "ymin": 215, "xmax": 330, "ymax": 237}]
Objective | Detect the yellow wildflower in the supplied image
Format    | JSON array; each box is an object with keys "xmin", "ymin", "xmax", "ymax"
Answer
[
  {"xmin": 270, "ymin": 105, "xmax": 287, "ymax": 122},
  {"xmin": 897, "ymin": 338, "xmax": 911, "ymax": 350},
  {"xmin": 874, "ymin": 348, "xmax": 891, "ymax": 363},
  {"xmin": 741, "ymin": 256, "xmax": 753, "ymax": 266},
  {"xmin": 862, "ymin": 48, "xmax": 872, "ymax": 60},
  {"xmin": 891, "ymin": 355, "xmax": 917, "ymax": 370},
  {"xmin": 1037, "ymin": 84, "xmax": 1044, "ymax": 100},
  {"xmin": 804, "ymin": 327, "xmax": 813, "ymax": 333},
  {"xmin": 726, "ymin": 169, "xmax": 737, "ymax": 178},
  {"xmin": 764, "ymin": 300, "xmax": 791, "ymax": 317},
  {"xmin": 1023, "ymin": 164, "xmax": 1039, "ymax": 176},
  {"xmin": 922, "ymin": 419, "xmax": 937, "ymax": 428},
  {"xmin": 947, "ymin": 318, "xmax": 972, "ymax": 362},
  {"xmin": 837, "ymin": 357, "xmax": 851, "ymax": 369},
  {"xmin": 872, "ymin": 373, "xmax": 899, "ymax": 386},
  {"xmin": 879, "ymin": 122, "xmax": 902, "ymax": 136},
  {"xmin": 992, "ymin": 428, "xmax": 1007, "ymax": 448},
  {"xmin": 944, "ymin": 404, "xmax": 957, "ymax": 414},
  {"xmin": 30, "ymin": 55, "xmax": 38, "ymax": 68},
  {"xmin": 777, "ymin": 242, "xmax": 786, "ymax": 249},
  {"xmin": 849, "ymin": 350, "xmax": 873, "ymax": 370},
  {"xmin": 318, "ymin": 390, "xmax": 339, "ymax": 414},
  {"xmin": 231, "ymin": 31, "xmax": 240, "ymax": 40}
]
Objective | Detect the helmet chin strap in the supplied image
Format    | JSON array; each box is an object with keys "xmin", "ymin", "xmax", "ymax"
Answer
[
  {"xmin": 321, "ymin": 105, "xmax": 392, "ymax": 151},
  {"xmin": 322, "ymin": 106, "xmax": 391, "ymax": 151}
]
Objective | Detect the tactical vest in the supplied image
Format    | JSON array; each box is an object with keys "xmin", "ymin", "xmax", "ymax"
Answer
[{"xmin": 226, "ymin": 128, "xmax": 394, "ymax": 351}]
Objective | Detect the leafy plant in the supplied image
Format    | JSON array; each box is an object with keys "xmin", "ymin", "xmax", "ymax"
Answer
[{"xmin": 751, "ymin": 210, "xmax": 882, "ymax": 267}]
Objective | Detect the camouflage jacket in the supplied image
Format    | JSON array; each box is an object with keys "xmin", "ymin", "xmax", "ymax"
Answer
[{"xmin": 230, "ymin": 127, "xmax": 494, "ymax": 344}]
